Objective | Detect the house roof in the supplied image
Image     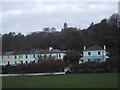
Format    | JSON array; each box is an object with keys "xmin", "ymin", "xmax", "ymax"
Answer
[
  {"xmin": 33, "ymin": 49, "xmax": 64, "ymax": 54},
  {"xmin": 3, "ymin": 51, "xmax": 15, "ymax": 55},
  {"xmin": 86, "ymin": 45, "xmax": 104, "ymax": 50},
  {"xmin": 14, "ymin": 50, "xmax": 31, "ymax": 55},
  {"xmin": 50, "ymin": 49, "xmax": 65, "ymax": 53},
  {"xmin": 2, "ymin": 48, "xmax": 65, "ymax": 56}
]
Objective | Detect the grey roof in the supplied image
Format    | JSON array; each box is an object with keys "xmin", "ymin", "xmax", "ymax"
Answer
[
  {"xmin": 50, "ymin": 49, "xmax": 65, "ymax": 53},
  {"xmin": 2, "ymin": 48, "xmax": 65, "ymax": 56},
  {"xmin": 14, "ymin": 50, "xmax": 31, "ymax": 55},
  {"xmin": 3, "ymin": 51, "xmax": 15, "ymax": 55},
  {"xmin": 33, "ymin": 49, "xmax": 48, "ymax": 54},
  {"xmin": 34, "ymin": 49, "xmax": 65, "ymax": 54},
  {"xmin": 86, "ymin": 45, "xmax": 103, "ymax": 50}
]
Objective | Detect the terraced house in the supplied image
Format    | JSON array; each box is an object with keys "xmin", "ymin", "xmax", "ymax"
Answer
[{"xmin": 0, "ymin": 47, "xmax": 65, "ymax": 66}]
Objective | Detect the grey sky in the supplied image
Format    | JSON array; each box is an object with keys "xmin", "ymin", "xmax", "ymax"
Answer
[{"xmin": 1, "ymin": 0, "xmax": 119, "ymax": 35}]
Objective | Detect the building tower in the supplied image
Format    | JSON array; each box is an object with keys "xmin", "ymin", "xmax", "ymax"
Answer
[{"xmin": 64, "ymin": 22, "xmax": 67, "ymax": 30}]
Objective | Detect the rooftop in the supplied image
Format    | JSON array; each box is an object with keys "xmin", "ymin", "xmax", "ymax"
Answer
[
  {"xmin": 2, "ymin": 48, "xmax": 65, "ymax": 56},
  {"xmin": 86, "ymin": 45, "xmax": 104, "ymax": 51}
]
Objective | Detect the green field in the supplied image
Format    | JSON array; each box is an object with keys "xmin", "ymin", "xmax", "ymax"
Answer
[{"xmin": 2, "ymin": 73, "xmax": 118, "ymax": 88}]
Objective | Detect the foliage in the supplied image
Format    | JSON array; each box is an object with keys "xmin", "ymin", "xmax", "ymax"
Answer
[
  {"xmin": 73, "ymin": 60, "xmax": 118, "ymax": 73},
  {"xmin": 2, "ymin": 58, "xmax": 65, "ymax": 74},
  {"xmin": 63, "ymin": 50, "xmax": 80, "ymax": 65}
]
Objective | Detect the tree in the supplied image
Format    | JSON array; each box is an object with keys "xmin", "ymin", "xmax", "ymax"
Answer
[
  {"xmin": 64, "ymin": 50, "xmax": 80, "ymax": 65},
  {"xmin": 108, "ymin": 13, "xmax": 120, "ymax": 27}
]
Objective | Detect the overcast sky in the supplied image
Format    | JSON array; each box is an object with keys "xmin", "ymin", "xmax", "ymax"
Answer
[{"xmin": 1, "ymin": 0, "xmax": 119, "ymax": 35}]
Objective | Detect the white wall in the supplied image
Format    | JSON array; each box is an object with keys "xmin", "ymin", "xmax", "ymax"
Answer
[
  {"xmin": 0, "ymin": 52, "xmax": 65, "ymax": 66},
  {"xmin": 82, "ymin": 50, "xmax": 108, "ymax": 62},
  {"xmin": 84, "ymin": 50, "xmax": 106, "ymax": 57}
]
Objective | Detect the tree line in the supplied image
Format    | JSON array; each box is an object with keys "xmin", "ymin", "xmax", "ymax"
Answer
[
  {"xmin": 2, "ymin": 17, "xmax": 119, "ymax": 52},
  {"xmin": 2, "ymin": 58, "xmax": 65, "ymax": 74}
]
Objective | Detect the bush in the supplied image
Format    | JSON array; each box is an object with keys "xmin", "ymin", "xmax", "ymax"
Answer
[{"xmin": 2, "ymin": 58, "xmax": 65, "ymax": 74}]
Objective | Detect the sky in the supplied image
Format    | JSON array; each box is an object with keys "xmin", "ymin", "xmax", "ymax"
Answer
[{"xmin": 1, "ymin": 0, "xmax": 119, "ymax": 35}]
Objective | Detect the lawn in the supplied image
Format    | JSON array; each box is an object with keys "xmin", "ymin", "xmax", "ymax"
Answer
[{"xmin": 2, "ymin": 73, "xmax": 118, "ymax": 88}]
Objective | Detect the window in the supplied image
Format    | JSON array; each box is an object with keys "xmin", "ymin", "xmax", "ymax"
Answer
[
  {"xmin": 50, "ymin": 54, "xmax": 52, "ymax": 58},
  {"xmin": 98, "ymin": 51, "xmax": 101, "ymax": 55},
  {"xmin": 14, "ymin": 61, "xmax": 17, "ymax": 64},
  {"xmin": 88, "ymin": 52, "xmax": 91, "ymax": 55},
  {"xmin": 95, "ymin": 58, "xmax": 101, "ymax": 62},
  {"xmin": 56, "ymin": 54, "xmax": 58, "ymax": 57},
  {"xmin": 15, "ymin": 55, "xmax": 17, "ymax": 59},
  {"xmin": 44, "ymin": 54, "xmax": 47, "ymax": 59},
  {"xmin": 38, "ymin": 55, "xmax": 40, "ymax": 58},
  {"xmin": 8, "ymin": 61, "xmax": 10, "ymax": 65},
  {"xmin": 33, "ymin": 54, "xmax": 35, "ymax": 58},
  {"xmin": 20, "ymin": 61, "xmax": 23, "ymax": 64},
  {"xmin": 39, "ymin": 55, "xmax": 42, "ymax": 59},
  {"xmin": 26, "ymin": 55, "xmax": 28, "ymax": 59},
  {"xmin": 88, "ymin": 59, "xmax": 91, "ymax": 62},
  {"xmin": 25, "ymin": 61, "xmax": 28, "ymax": 64},
  {"xmin": 19, "ymin": 55, "xmax": 23, "ymax": 59},
  {"xmin": 59, "ymin": 54, "xmax": 61, "ymax": 58}
]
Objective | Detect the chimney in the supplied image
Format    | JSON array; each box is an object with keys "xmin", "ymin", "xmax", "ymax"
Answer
[
  {"xmin": 104, "ymin": 45, "xmax": 106, "ymax": 50},
  {"xmin": 84, "ymin": 46, "xmax": 86, "ymax": 50},
  {"xmin": 49, "ymin": 47, "xmax": 53, "ymax": 51}
]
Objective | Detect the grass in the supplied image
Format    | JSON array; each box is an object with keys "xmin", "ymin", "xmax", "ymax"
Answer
[{"xmin": 2, "ymin": 73, "xmax": 118, "ymax": 88}]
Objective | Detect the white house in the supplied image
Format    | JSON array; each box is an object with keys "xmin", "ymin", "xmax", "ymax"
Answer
[
  {"xmin": 0, "ymin": 47, "xmax": 65, "ymax": 66},
  {"xmin": 79, "ymin": 45, "xmax": 109, "ymax": 63}
]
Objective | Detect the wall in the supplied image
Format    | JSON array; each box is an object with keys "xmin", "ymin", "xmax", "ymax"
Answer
[
  {"xmin": 0, "ymin": 52, "xmax": 65, "ymax": 66},
  {"xmin": 83, "ymin": 50, "xmax": 107, "ymax": 62}
]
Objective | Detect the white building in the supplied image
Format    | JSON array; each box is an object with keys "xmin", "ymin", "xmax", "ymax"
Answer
[
  {"xmin": 0, "ymin": 47, "xmax": 65, "ymax": 66},
  {"xmin": 79, "ymin": 45, "xmax": 109, "ymax": 63}
]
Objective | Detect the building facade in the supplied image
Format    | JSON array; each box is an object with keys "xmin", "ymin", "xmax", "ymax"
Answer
[
  {"xmin": 63, "ymin": 22, "xmax": 68, "ymax": 30},
  {"xmin": 79, "ymin": 45, "xmax": 109, "ymax": 63},
  {"xmin": 0, "ymin": 47, "xmax": 65, "ymax": 66}
]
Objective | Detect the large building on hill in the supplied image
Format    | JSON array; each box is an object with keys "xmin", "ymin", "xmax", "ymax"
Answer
[
  {"xmin": 0, "ymin": 47, "xmax": 65, "ymax": 66},
  {"xmin": 63, "ymin": 22, "xmax": 68, "ymax": 30},
  {"xmin": 79, "ymin": 45, "xmax": 109, "ymax": 63}
]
